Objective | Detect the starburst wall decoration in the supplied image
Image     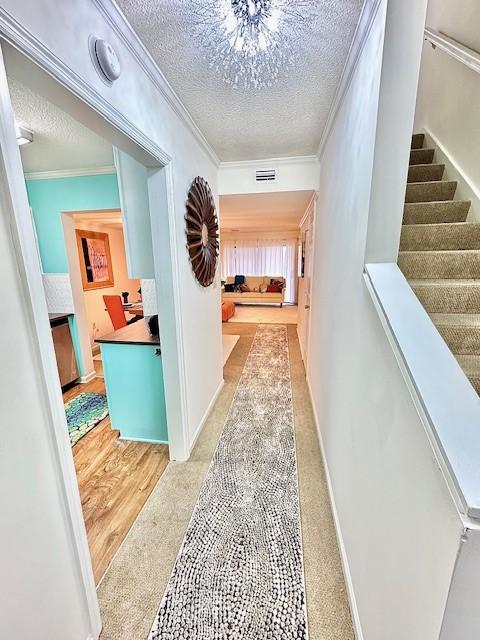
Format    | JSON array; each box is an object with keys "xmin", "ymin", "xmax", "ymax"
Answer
[{"xmin": 192, "ymin": 0, "xmax": 313, "ymax": 89}]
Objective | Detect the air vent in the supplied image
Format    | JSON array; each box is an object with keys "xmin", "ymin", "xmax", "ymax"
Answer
[{"xmin": 255, "ymin": 168, "xmax": 277, "ymax": 182}]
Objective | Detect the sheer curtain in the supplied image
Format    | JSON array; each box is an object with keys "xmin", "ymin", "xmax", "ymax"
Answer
[{"xmin": 221, "ymin": 238, "xmax": 297, "ymax": 303}]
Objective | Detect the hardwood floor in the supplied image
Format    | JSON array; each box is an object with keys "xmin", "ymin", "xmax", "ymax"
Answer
[{"xmin": 64, "ymin": 378, "xmax": 169, "ymax": 584}]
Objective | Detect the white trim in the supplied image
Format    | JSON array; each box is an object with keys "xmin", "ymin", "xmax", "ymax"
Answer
[
  {"xmin": 189, "ymin": 379, "xmax": 225, "ymax": 454},
  {"xmin": 163, "ymin": 163, "xmax": 191, "ymax": 461},
  {"xmin": 364, "ymin": 263, "xmax": 480, "ymax": 523},
  {"xmin": 422, "ymin": 128, "xmax": 480, "ymax": 219},
  {"xmin": 424, "ymin": 27, "xmax": 480, "ymax": 77},
  {"xmin": 317, "ymin": 0, "xmax": 384, "ymax": 159},
  {"xmin": 219, "ymin": 155, "xmax": 319, "ymax": 170},
  {"xmin": 91, "ymin": 0, "xmax": 220, "ymax": 167},
  {"xmin": 79, "ymin": 371, "xmax": 96, "ymax": 384},
  {"xmin": 25, "ymin": 165, "xmax": 116, "ymax": 180},
  {"xmin": 119, "ymin": 436, "xmax": 168, "ymax": 445},
  {"xmin": 305, "ymin": 374, "xmax": 364, "ymax": 640},
  {"xmin": 298, "ymin": 191, "xmax": 318, "ymax": 230}
]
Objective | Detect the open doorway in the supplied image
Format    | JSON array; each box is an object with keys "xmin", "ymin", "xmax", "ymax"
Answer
[
  {"xmin": 6, "ymin": 58, "xmax": 169, "ymax": 584},
  {"xmin": 218, "ymin": 190, "xmax": 315, "ymax": 364}
]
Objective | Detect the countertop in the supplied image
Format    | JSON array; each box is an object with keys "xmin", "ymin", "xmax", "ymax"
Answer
[
  {"xmin": 96, "ymin": 319, "xmax": 160, "ymax": 346},
  {"xmin": 49, "ymin": 313, "xmax": 73, "ymax": 324}
]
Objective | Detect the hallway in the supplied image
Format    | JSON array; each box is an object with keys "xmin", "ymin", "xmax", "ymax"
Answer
[{"xmin": 98, "ymin": 324, "xmax": 353, "ymax": 639}]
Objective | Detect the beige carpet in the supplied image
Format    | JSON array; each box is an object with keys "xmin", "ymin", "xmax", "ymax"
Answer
[
  {"xmin": 97, "ymin": 324, "xmax": 353, "ymax": 640},
  {"xmin": 222, "ymin": 333, "xmax": 240, "ymax": 366},
  {"xmin": 227, "ymin": 303, "xmax": 298, "ymax": 324}
]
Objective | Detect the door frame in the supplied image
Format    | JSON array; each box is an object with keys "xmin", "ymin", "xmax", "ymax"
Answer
[{"xmin": 0, "ymin": 29, "xmax": 190, "ymax": 640}]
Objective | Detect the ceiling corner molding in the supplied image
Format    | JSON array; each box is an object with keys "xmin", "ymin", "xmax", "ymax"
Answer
[
  {"xmin": 317, "ymin": 0, "xmax": 384, "ymax": 160},
  {"xmin": 24, "ymin": 165, "xmax": 117, "ymax": 181},
  {"xmin": 91, "ymin": 0, "xmax": 220, "ymax": 167},
  {"xmin": 220, "ymin": 155, "xmax": 319, "ymax": 170}
]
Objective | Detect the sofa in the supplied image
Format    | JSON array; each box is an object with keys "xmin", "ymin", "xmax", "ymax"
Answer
[{"xmin": 222, "ymin": 276, "xmax": 285, "ymax": 307}]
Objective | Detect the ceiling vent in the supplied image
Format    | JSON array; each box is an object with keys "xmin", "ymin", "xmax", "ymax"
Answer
[{"xmin": 255, "ymin": 168, "xmax": 277, "ymax": 182}]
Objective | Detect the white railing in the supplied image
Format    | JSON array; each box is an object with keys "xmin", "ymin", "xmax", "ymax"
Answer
[
  {"xmin": 424, "ymin": 27, "xmax": 480, "ymax": 76},
  {"xmin": 365, "ymin": 263, "xmax": 480, "ymax": 522}
]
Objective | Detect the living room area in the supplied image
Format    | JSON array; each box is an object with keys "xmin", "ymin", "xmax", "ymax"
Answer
[{"xmin": 219, "ymin": 190, "xmax": 316, "ymax": 362}]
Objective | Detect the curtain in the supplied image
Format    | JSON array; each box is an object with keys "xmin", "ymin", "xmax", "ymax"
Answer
[{"xmin": 220, "ymin": 238, "xmax": 297, "ymax": 304}]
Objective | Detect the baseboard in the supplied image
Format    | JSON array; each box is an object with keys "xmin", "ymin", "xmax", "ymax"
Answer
[
  {"xmin": 189, "ymin": 378, "xmax": 225, "ymax": 453},
  {"xmin": 422, "ymin": 128, "xmax": 480, "ymax": 222},
  {"xmin": 296, "ymin": 325, "xmax": 307, "ymax": 365},
  {"xmin": 305, "ymin": 375, "xmax": 364, "ymax": 640},
  {"xmin": 79, "ymin": 370, "xmax": 96, "ymax": 384},
  {"xmin": 119, "ymin": 436, "xmax": 168, "ymax": 445}
]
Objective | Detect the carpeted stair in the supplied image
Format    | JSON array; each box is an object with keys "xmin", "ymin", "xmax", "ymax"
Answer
[{"xmin": 398, "ymin": 133, "xmax": 480, "ymax": 394}]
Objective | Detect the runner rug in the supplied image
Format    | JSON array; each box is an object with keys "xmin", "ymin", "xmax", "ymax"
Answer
[{"xmin": 149, "ymin": 324, "xmax": 307, "ymax": 639}]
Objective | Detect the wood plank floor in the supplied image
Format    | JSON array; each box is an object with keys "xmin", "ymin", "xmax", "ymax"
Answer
[{"xmin": 64, "ymin": 378, "xmax": 169, "ymax": 584}]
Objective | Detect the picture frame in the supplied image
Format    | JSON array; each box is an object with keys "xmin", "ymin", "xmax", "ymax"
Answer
[{"xmin": 75, "ymin": 229, "xmax": 114, "ymax": 290}]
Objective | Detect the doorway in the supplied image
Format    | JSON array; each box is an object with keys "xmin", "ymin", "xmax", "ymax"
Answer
[
  {"xmin": 0, "ymin": 38, "xmax": 190, "ymax": 635},
  {"xmin": 6, "ymin": 63, "xmax": 172, "ymax": 584}
]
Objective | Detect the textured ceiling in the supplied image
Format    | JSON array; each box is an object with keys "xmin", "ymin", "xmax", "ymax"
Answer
[
  {"xmin": 116, "ymin": 0, "xmax": 364, "ymax": 161},
  {"xmin": 220, "ymin": 191, "xmax": 313, "ymax": 231},
  {"xmin": 8, "ymin": 78, "xmax": 113, "ymax": 173}
]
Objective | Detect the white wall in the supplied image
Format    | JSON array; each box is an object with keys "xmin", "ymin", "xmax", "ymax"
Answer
[
  {"xmin": 219, "ymin": 156, "xmax": 320, "ymax": 195},
  {"xmin": 0, "ymin": 1, "xmax": 222, "ymax": 637},
  {"xmin": 414, "ymin": 0, "xmax": 480, "ymax": 222},
  {"xmin": 307, "ymin": 1, "xmax": 465, "ymax": 638}
]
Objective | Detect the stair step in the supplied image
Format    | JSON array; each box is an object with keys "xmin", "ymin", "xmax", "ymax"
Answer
[
  {"xmin": 456, "ymin": 355, "xmax": 480, "ymax": 394},
  {"xmin": 410, "ymin": 279, "xmax": 480, "ymax": 314},
  {"xmin": 411, "ymin": 133, "xmax": 425, "ymax": 149},
  {"xmin": 407, "ymin": 163, "xmax": 445, "ymax": 183},
  {"xmin": 431, "ymin": 313, "xmax": 480, "ymax": 355},
  {"xmin": 400, "ymin": 223, "xmax": 480, "ymax": 251},
  {"xmin": 405, "ymin": 181, "xmax": 457, "ymax": 203},
  {"xmin": 399, "ymin": 250, "xmax": 480, "ymax": 279},
  {"xmin": 403, "ymin": 201, "xmax": 470, "ymax": 225},
  {"xmin": 410, "ymin": 148, "xmax": 435, "ymax": 165}
]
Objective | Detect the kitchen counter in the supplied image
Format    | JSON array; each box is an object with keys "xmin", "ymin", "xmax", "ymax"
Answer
[
  {"xmin": 49, "ymin": 312, "xmax": 73, "ymax": 325},
  {"xmin": 96, "ymin": 318, "xmax": 167, "ymax": 444},
  {"xmin": 96, "ymin": 319, "xmax": 160, "ymax": 347}
]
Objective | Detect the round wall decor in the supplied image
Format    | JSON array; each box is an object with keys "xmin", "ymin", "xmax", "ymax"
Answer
[{"xmin": 185, "ymin": 177, "xmax": 219, "ymax": 287}]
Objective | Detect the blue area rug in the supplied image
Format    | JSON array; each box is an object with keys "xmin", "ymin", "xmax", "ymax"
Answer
[{"xmin": 65, "ymin": 392, "xmax": 109, "ymax": 446}]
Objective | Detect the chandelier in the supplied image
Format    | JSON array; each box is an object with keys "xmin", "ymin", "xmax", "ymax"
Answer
[{"xmin": 193, "ymin": 0, "xmax": 311, "ymax": 89}]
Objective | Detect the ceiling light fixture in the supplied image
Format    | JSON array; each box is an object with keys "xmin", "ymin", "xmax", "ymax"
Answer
[
  {"xmin": 15, "ymin": 123, "xmax": 34, "ymax": 146},
  {"xmin": 194, "ymin": 0, "xmax": 312, "ymax": 89}
]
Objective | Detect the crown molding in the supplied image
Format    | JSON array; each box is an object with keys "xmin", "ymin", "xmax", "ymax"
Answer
[
  {"xmin": 25, "ymin": 165, "xmax": 116, "ymax": 181},
  {"xmin": 317, "ymin": 0, "xmax": 384, "ymax": 159},
  {"xmin": 92, "ymin": 0, "xmax": 220, "ymax": 167},
  {"xmin": 220, "ymin": 155, "xmax": 319, "ymax": 170}
]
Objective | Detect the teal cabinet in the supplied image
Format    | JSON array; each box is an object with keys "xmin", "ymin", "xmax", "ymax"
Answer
[{"xmin": 100, "ymin": 341, "xmax": 168, "ymax": 444}]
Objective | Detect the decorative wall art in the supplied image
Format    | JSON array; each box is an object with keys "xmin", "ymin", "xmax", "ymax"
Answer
[
  {"xmin": 75, "ymin": 229, "xmax": 114, "ymax": 290},
  {"xmin": 185, "ymin": 177, "xmax": 219, "ymax": 287}
]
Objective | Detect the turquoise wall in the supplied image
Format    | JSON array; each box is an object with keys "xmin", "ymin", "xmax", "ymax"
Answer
[
  {"xmin": 27, "ymin": 173, "xmax": 120, "ymax": 375},
  {"xmin": 26, "ymin": 173, "xmax": 120, "ymax": 273}
]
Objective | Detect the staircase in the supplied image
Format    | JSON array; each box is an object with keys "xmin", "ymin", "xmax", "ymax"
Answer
[{"xmin": 398, "ymin": 133, "xmax": 480, "ymax": 394}]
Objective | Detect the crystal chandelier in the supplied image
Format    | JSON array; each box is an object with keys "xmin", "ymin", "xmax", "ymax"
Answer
[{"xmin": 193, "ymin": 0, "xmax": 311, "ymax": 89}]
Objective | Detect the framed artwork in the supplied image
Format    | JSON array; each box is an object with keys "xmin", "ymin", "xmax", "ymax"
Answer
[{"xmin": 75, "ymin": 229, "xmax": 114, "ymax": 290}]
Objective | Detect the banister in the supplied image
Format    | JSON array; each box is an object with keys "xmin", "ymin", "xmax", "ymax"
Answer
[{"xmin": 424, "ymin": 27, "xmax": 480, "ymax": 76}]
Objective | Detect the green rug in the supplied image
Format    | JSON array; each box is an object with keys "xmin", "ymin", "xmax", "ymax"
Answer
[{"xmin": 65, "ymin": 392, "xmax": 109, "ymax": 446}]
